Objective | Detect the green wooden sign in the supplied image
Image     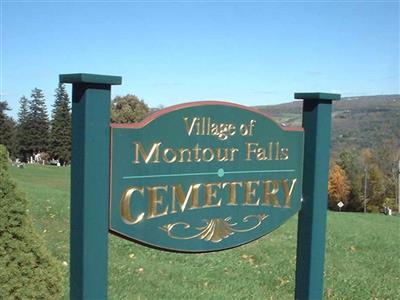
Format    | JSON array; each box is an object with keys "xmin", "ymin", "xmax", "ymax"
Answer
[
  {"xmin": 61, "ymin": 73, "xmax": 340, "ymax": 300},
  {"xmin": 109, "ymin": 101, "xmax": 304, "ymax": 252}
]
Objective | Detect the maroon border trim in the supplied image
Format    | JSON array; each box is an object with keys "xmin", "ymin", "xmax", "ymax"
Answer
[{"xmin": 110, "ymin": 100, "xmax": 303, "ymax": 132}]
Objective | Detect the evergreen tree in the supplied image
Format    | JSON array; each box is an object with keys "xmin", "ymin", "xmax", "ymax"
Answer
[
  {"xmin": 17, "ymin": 96, "xmax": 31, "ymax": 161},
  {"xmin": 50, "ymin": 83, "xmax": 71, "ymax": 165},
  {"xmin": 26, "ymin": 88, "xmax": 50, "ymax": 156},
  {"xmin": 0, "ymin": 101, "xmax": 17, "ymax": 158},
  {"xmin": 111, "ymin": 94, "xmax": 149, "ymax": 123},
  {"xmin": 0, "ymin": 145, "xmax": 63, "ymax": 298}
]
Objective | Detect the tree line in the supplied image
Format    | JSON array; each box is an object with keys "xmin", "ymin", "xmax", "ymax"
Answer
[
  {"xmin": 0, "ymin": 84, "xmax": 71, "ymax": 164},
  {"xmin": 1, "ymin": 89, "xmax": 397, "ymax": 212},
  {"xmin": 328, "ymin": 144, "xmax": 399, "ymax": 213},
  {"xmin": 0, "ymin": 86, "xmax": 149, "ymax": 165}
]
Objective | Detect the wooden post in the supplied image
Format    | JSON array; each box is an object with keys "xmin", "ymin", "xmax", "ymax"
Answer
[
  {"xmin": 60, "ymin": 73, "xmax": 122, "ymax": 299},
  {"xmin": 294, "ymin": 92, "xmax": 340, "ymax": 300}
]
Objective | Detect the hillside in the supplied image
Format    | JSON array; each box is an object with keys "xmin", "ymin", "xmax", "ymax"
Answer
[{"xmin": 256, "ymin": 95, "xmax": 400, "ymax": 155}]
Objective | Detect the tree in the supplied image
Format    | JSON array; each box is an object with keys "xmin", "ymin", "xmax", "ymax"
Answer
[
  {"xmin": 50, "ymin": 83, "xmax": 71, "ymax": 165},
  {"xmin": 17, "ymin": 96, "xmax": 31, "ymax": 161},
  {"xmin": 111, "ymin": 94, "xmax": 149, "ymax": 123},
  {"xmin": 367, "ymin": 165, "xmax": 385, "ymax": 212},
  {"xmin": 337, "ymin": 150, "xmax": 363, "ymax": 211},
  {"xmin": 0, "ymin": 101, "xmax": 17, "ymax": 158},
  {"xmin": 0, "ymin": 145, "xmax": 63, "ymax": 298},
  {"xmin": 328, "ymin": 163, "xmax": 350, "ymax": 210},
  {"xmin": 370, "ymin": 140, "xmax": 399, "ymax": 207},
  {"xmin": 25, "ymin": 88, "xmax": 50, "ymax": 156}
]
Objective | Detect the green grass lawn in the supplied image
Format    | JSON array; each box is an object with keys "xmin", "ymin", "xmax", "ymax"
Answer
[{"xmin": 9, "ymin": 164, "xmax": 400, "ymax": 300}]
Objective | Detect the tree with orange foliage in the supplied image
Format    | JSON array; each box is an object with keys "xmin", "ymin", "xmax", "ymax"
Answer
[{"xmin": 328, "ymin": 163, "xmax": 351, "ymax": 210}]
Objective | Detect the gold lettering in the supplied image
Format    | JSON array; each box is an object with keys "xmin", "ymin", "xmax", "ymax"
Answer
[
  {"xmin": 275, "ymin": 142, "xmax": 280, "ymax": 160},
  {"xmin": 228, "ymin": 124, "xmax": 236, "ymax": 137},
  {"xmin": 281, "ymin": 178, "xmax": 297, "ymax": 208},
  {"xmin": 216, "ymin": 123, "xmax": 234, "ymax": 141},
  {"xmin": 244, "ymin": 180, "xmax": 260, "ymax": 205},
  {"xmin": 210, "ymin": 123, "xmax": 219, "ymax": 136},
  {"xmin": 280, "ymin": 148, "xmax": 289, "ymax": 160},
  {"xmin": 120, "ymin": 187, "xmax": 145, "ymax": 225},
  {"xmin": 222, "ymin": 181, "xmax": 242, "ymax": 206},
  {"xmin": 193, "ymin": 144, "xmax": 202, "ymax": 162},
  {"xmin": 246, "ymin": 143, "xmax": 258, "ymax": 161},
  {"xmin": 147, "ymin": 185, "xmax": 169, "ymax": 219},
  {"xmin": 256, "ymin": 148, "xmax": 267, "ymax": 161},
  {"xmin": 229, "ymin": 148, "xmax": 239, "ymax": 161},
  {"xmin": 120, "ymin": 177, "xmax": 297, "ymax": 224},
  {"xmin": 268, "ymin": 142, "xmax": 273, "ymax": 160},
  {"xmin": 178, "ymin": 148, "xmax": 192, "ymax": 162},
  {"xmin": 248, "ymin": 120, "xmax": 256, "ymax": 136},
  {"xmin": 216, "ymin": 148, "xmax": 229, "ymax": 162},
  {"xmin": 183, "ymin": 117, "xmax": 236, "ymax": 140},
  {"xmin": 262, "ymin": 180, "xmax": 280, "ymax": 207},
  {"xmin": 204, "ymin": 183, "xmax": 222, "ymax": 207},
  {"xmin": 202, "ymin": 148, "xmax": 215, "ymax": 162},
  {"xmin": 171, "ymin": 184, "xmax": 201, "ymax": 213},
  {"xmin": 133, "ymin": 142, "xmax": 161, "ymax": 164},
  {"xmin": 162, "ymin": 148, "xmax": 177, "ymax": 163},
  {"xmin": 183, "ymin": 117, "xmax": 198, "ymax": 136}
]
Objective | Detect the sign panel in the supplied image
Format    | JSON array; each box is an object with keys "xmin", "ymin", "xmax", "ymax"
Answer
[{"xmin": 109, "ymin": 101, "xmax": 304, "ymax": 252}]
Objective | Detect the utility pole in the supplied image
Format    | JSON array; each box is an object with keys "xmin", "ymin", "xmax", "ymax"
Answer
[{"xmin": 364, "ymin": 167, "xmax": 368, "ymax": 213}]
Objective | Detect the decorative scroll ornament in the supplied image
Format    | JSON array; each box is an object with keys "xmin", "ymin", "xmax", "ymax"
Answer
[{"xmin": 160, "ymin": 214, "xmax": 268, "ymax": 243}]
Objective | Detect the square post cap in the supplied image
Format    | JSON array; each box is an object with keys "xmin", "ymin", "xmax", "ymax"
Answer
[
  {"xmin": 294, "ymin": 92, "xmax": 341, "ymax": 101},
  {"xmin": 60, "ymin": 73, "xmax": 122, "ymax": 85}
]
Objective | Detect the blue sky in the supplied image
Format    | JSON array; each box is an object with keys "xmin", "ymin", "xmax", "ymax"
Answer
[{"xmin": 1, "ymin": 1, "xmax": 399, "ymax": 118}]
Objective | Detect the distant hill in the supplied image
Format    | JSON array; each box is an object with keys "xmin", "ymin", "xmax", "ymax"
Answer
[{"xmin": 256, "ymin": 95, "xmax": 400, "ymax": 155}]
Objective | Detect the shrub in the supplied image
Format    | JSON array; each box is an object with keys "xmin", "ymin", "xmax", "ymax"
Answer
[{"xmin": 0, "ymin": 145, "xmax": 63, "ymax": 299}]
